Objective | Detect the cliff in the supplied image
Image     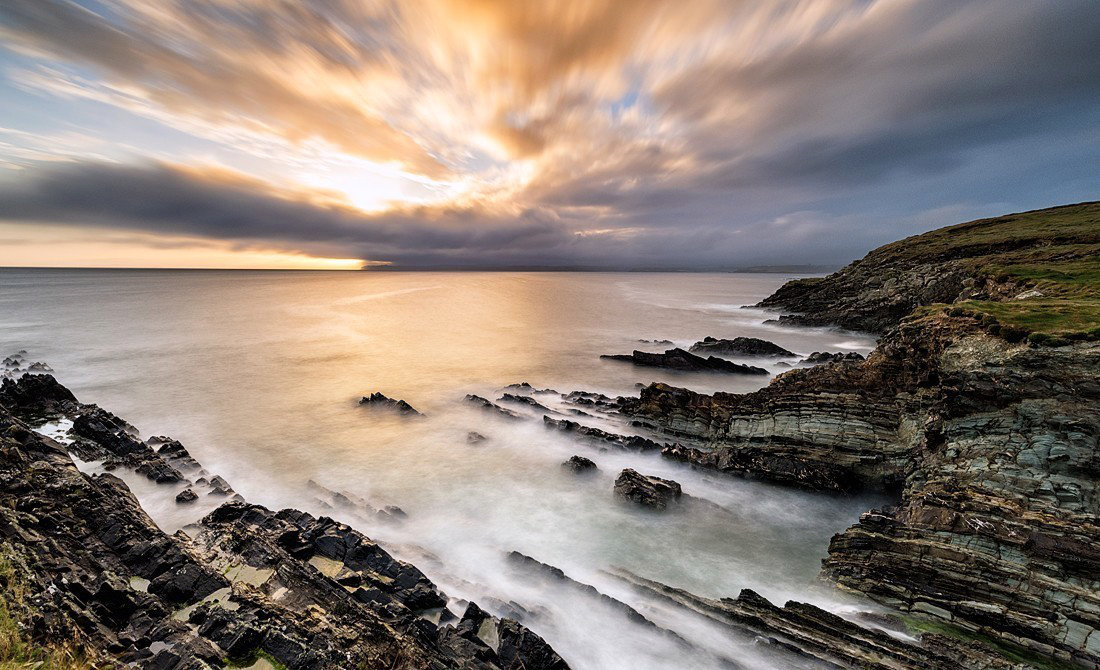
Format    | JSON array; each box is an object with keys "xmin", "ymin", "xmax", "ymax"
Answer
[
  {"xmin": 620, "ymin": 203, "xmax": 1100, "ymax": 668},
  {"xmin": 756, "ymin": 201, "xmax": 1100, "ymax": 339}
]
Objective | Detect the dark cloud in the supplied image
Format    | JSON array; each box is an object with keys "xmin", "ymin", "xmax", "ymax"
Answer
[{"xmin": 0, "ymin": 1, "xmax": 1098, "ymax": 267}]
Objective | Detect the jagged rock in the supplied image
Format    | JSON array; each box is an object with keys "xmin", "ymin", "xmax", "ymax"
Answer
[
  {"xmin": 504, "ymin": 382, "xmax": 559, "ymax": 394},
  {"xmin": 0, "ymin": 373, "xmax": 77, "ymax": 415},
  {"xmin": 601, "ymin": 348, "xmax": 769, "ymax": 375},
  {"xmin": 801, "ymin": 351, "xmax": 866, "ymax": 364},
  {"xmin": 610, "ymin": 568, "xmax": 1024, "ymax": 670},
  {"xmin": 206, "ymin": 475, "xmax": 234, "ymax": 496},
  {"xmin": 543, "ymin": 416, "xmax": 664, "ymax": 452},
  {"xmin": 614, "ymin": 469, "xmax": 682, "ymax": 510},
  {"xmin": 467, "ymin": 431, "xmax": 487, "ymax": 444},
  {"xmin": 465, "ymin": 394, "xmax": 522, "ymax": 419},
  {"xmin": 561, "ymin": 455, "xmax": 598, "ymax": 474},
  {"xmin": 499, "ymin": 393, "xmax": 553, "ymax": 412},
  {"xmin": 621, "ymin": 311, "xmax": 1100, "ymax": 663},
  {"xmin": 176, "ymin": 488, "xmax": 198, "ymax": 503},
  {"xmin": 26, "ymin": 361, "xmax": 53, "ymax": 372},
  {"xmin": 689, "ymin": 336, "xmax": 795, "ymax": 357},
  {"xmin": 637, "ymin": 339, "xmax": 674, "ymax": 345},
  {"xmin": 358, "ymin": 392, "xmax": 421, "ymax": 415},
  {"xmin": 561, "ymin": 390, "xmax": 617, "ymax": 409},
  {"xmin": 0, "ymin": 379, "xmax": 570, "ymax": 670}
]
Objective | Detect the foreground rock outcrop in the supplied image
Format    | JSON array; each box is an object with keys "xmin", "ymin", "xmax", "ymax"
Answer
[
  {"xmin": 616, "ymin": 203, "xmax": 1100, "ymax": 668},
  {"xmin": 622, "ymin": 313, "xmax": 1100, "ymax": 666},
  {"xmin": 0, "ymin": 374, "xmax": 568, "ymax": 670}
]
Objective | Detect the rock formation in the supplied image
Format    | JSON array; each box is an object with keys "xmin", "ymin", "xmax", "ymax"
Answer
[
  {"xmin": 617, "ymin": 203, "xmax": 1100, "ymax": 667},
  {"xmin": 613, "ymin": 469, "xmax": 682, "ymax": 510},
  {"xmin": 0, "ymin": 374, "xmax": 569, "ymax": 670},
  {"xmin": 561, "ymin": 455, "xmax": 598, "ymax": 474},
  {"xmin": 601, "ymin": 348, "xmax": 770, "ymax": 374},
  {"xmin": 689, "ymin": 336, "xmax": 795, "ymax": 357},
  {"xmin": 359, "ymin": 392, "xmax": 422, "ymax": 415}
]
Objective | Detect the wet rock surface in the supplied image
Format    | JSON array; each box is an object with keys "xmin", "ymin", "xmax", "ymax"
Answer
[
  {"xmin": 0, "ymin": 374, "xmax": 570, "ymax": 670},
  {"xmin": 359, "ymin": 391, "xmax": 422, "ymax": 415},
  {"xmin": 601, "ymin": 348, "xmax": 770, "ymax": 375},
  {"xmin": 620, "ymin": 313, "xmax": 1100, "ymax": 666},
  {"xmin": 613, "ymin": 469, "xmax": 682, "ymax": 510},
  {"xmin": 801, "ymin": 351, "xmax": 866, "ymax": 364},
  {"xmin": 560, "ymin": 455, "xmax": 598, "ymax": 474},
  {"xmin": 689, "ymin": 336, "xmax": 795, "ymax": 357}
]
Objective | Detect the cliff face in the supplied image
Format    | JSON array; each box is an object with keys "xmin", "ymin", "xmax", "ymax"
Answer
[
  {"xmin": 756, "ymin": 202, "xmax": 1100, "ymax": 336},
  {"xmin": 626, "ymin": 317, "xmax": 1100, "ymax": 666},
  {"xmin": 0, "ymin": 377, "xmax": 568, "ymax": 670},
  {"xmin": 620, "ymin": 203, "xmax": 1100, "ymax": 668}
]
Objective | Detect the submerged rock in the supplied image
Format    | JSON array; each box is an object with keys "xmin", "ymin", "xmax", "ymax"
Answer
[
  {"xmin": 175, "ymin": 488, "xmax": 198, "ymax": 503},
  {"xmin": 543, "ymin": 417, "xmax": 664, "ymax": 452},
  {"xmin": 465, "ymin": 394, "xmax": 522, "ymax": 419},
  {"xmin": 613, "ymin": 469, "xmax": 682, "ymax": 510},
  {"xmin": 560, "ymin": 455, "xmax": 598, "ymax": 474},
  {"xmin": 689, "ymin": 336, "xmax": 795, "ymax": 357},
  {"xmin": 358, "ymin": 392, "xmax": 422, "ymax": 415},
  {"xmin": 466, "ymin": 430, "xmax": 488, "ymax": 444},
  {"xmin": 498, "ymin": 393, "xmax": 553, "ymax": 412},
  {"xmin": 601, "ymin": 348, "xmax": 769, "ymax": 375}
]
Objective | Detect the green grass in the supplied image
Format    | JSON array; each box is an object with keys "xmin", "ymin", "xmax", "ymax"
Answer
[
  {"xmin": 891, "ymin": 203, "xmax": 1100, "ymax": 340},
  {"xmin": 871, "ymin": 202, "xmax": 1100, "ymax": 265},
  {"xmin": 0, "ymin": 549, "xmax": 97, "ymax": 670}
]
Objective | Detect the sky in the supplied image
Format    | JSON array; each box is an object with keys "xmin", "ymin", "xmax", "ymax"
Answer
[{"xmin": 0, "ymin": 0, "xmax": 1097, "ymax": 270}]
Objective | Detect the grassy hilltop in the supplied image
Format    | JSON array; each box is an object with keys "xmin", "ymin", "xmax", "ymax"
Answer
[{"xmin": 759, "ymin": 201, "xmax": 1100, "ymax": 342}]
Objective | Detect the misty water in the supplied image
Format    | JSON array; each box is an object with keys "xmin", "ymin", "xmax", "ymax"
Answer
[{"xmin": 1, "ymin": 269, "xmax": 888, "ymax": 669}]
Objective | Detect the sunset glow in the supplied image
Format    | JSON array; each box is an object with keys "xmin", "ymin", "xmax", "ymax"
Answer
[{"xmin": 0, "ymin": 1, "xmax": 1097, "ymax": 268}]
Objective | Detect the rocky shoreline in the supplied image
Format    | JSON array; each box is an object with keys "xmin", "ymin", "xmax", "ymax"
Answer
[
  {"xmin": 608, "ymin": 205, "xmax": 1100, "ymax": 668},
  {"xmin": 0, "ymin": 374, "xmax": 569, "ymax": 670}
]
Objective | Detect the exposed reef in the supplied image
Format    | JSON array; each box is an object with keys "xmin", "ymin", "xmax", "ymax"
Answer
[
  {"xmin": 600, "ymin": 348, "xmax": 769, "ymax": 375},
  {"xmin": 689, "ymin": 336, "xmax": 796, "ymax": 358}
]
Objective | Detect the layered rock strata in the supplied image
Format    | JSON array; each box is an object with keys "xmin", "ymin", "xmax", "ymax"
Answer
[{"xmin": 0, "ymin": 374, "xmax": 568, "ymax": 670}]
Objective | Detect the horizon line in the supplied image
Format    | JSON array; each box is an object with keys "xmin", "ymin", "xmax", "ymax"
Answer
[{"xmin": 0, "ymin": 264, "xmax": 839, "ymax": 274}]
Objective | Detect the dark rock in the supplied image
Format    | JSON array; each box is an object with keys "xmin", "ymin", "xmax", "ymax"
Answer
[
  {"xmin": 801, "ymin": 351, "xmax": 866, "ymax": 364},
  {"xmin": 498, "ymin": 393, "xmax": 552, "ymax": 412},
  {"xmin": 466, "ymin": 431, "xmax": 487, "ymax": 444},
  {"xmin": 543, "ymin": 416, "xmax": 664, "ymax": 452},
  {"xmin": 637, "ymin": 339, "xmax": 674, "ymax": 345},
  {"xmin": 26, "ymin": 362, "xmax": 54, "ymax": 373},
  {"xmin": 613, "ymin": 469, "xmax": 682, "ymax": 510},
  {"xmin": 465, "ymin": 394, "xmax": 522, "ymax": 419},
  {"xmin": 689, "ymin": 336, "xmax": 795, "ymax": 357},
  {"xmin": 601, "ymin": 348, "xmax": 769, "ymax": 375},
  {"xmin": 0, "ymin": 373, "xmax": 77, "ymax": 415},
  {"xmin": 561, "ymin": 455, "xmax": 597, "ymax": 474},
  {"xmin": 358, "ymin": 392, "xmax": 421, "ymax": 415},
  {"xmin": 175, "ymin": 488, "xmax": 198, "ymax": 504}
]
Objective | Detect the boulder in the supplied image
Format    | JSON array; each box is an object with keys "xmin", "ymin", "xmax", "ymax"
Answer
[
  {"xmin": 613, "ymin": 469, "xmax": 682, "ymax": 510},
  {"xmin": 561, "ymin": 455, "xmax": 598, "ymax": 474},
  {"xmin": 689, "ymin": 336, "xmax": 795, "ymax": 357}
]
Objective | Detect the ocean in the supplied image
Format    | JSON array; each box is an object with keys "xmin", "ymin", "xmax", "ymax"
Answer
[{"xmin": 0, "ymin": 268, "xmax": 885, "ymax": 669}]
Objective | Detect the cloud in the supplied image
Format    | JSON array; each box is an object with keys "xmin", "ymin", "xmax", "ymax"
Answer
[{"xmin": 0, "ymin": 0, "xmax": 1097, "ymax": 267}]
